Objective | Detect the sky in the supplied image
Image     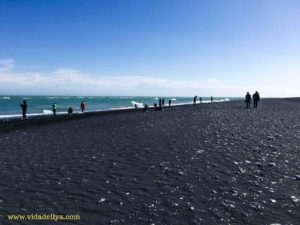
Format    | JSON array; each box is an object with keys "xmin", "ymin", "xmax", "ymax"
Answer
[{"xmin": 0, "ymin": 0, "xmax": 299, "ymax": 97}]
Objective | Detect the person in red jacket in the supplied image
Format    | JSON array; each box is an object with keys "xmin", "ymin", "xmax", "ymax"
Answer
[{"xmin": 80, "ymin": 101, "xmax": 86, "ymax": 112}]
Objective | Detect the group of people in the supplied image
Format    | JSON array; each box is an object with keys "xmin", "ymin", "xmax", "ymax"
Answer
[
  {"xmin": 20, "ymin": 100, "xmax": 87, "ymax": 120},
  {"xmin": 152, "ymin": 98, "xmax": 173, "ymax": 111},
  {"xmin": 193, "ymin": 96, "xmax": 213, "ymax": 104},
  {"xmin": 245, "ymin": 91, "xmax": 260, "ymax": 109}
]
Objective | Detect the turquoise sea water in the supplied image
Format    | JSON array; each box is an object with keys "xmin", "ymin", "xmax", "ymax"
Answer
[{"xmin": 0, "ymin": 96, "xmax": 239, "ymax": 118}]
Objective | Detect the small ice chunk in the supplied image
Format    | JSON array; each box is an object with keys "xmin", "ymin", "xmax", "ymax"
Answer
[
  {"xmin": 268, "ymin": 162, "xmax": 276, "ymax": 167},
  {"xmin": 270, "ymin": 199, "xmax": 276, "ymax": 203},
  {"xmin": 99, "ymin": 198, "xmax": 106, "ymax": 202},
  {"xmin": 190, "ymin": 206, "xmax": 195, "ymax": 211},
  {"xmin": 291, "ymin": 196, "xmax": 300, "ymax": 203}
]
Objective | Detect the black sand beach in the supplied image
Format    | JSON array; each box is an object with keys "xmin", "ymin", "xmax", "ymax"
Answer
[{"xmin": 0, "ymin": 99, "xmax": 299, "ymax": 225}]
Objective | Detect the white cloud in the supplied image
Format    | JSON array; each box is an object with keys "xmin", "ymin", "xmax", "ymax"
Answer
[{"xmin": 0, "ymin": 59, "xmax": 299, "ymax": 97}]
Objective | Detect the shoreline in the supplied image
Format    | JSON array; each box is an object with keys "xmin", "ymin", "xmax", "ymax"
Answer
[{"xmin": 0, "ymin": 99, "xmax": 230, "ymax": 133}]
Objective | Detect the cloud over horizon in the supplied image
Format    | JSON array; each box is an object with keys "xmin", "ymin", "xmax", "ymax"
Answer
[{"xmin": 0, "ymin": 59, "xmax": 299, "ymax": 97}]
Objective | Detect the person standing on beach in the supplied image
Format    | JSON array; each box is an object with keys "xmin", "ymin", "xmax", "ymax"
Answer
[
  {"xmin": 143, "ymin": 104, "xmax": 148, "ymax": 112},
  {"xmin": 245, "ymin": 92, "xmax": 251, "ymax": 109},
  {"xmin": 168, "ymin": 99, "xmax": 171, "ymax": 107},
  {"xmin": 211, "ymin": 96, "xmax": 213, "ymax": 102},
  {"xmin": 158, "ymin": 98, "xmax": 162, "ymax": 110},
  {"xmin": 199, "ymin": 97, "xmax": 202, "ymax": 103},
  {"xmin": 253, "ymin": 91, "xmax": 260, "ymax": 108},
  {"xmin": 80, "ymin": 101, "xmax": 86, "ymax": 112},
  {"xmin": 20, "ymin": 100, "xmax": 27, "ymax": 120},
  {"xmin": 193, "ymin": 96, "xmax": 197, "ymax": 105},
  {"xmin": 68, "ymin": 107, "xmax": 73, "ymax": 115},
  {"xmin": 162, "ymin": 98, "xmax": 165, "ymax": 106},
  {"xmin": 52, "ymin": 102, "xmax": 57, "ymax": 116}
]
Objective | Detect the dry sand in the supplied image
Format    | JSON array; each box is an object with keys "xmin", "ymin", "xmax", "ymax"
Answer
[{"xmin": 0, "ymin": 99, "xmax": 299, "ymax": 224}]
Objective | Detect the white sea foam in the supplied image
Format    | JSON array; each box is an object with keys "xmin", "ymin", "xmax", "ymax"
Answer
[
  {"xmin": 1, "ymin": 96, "xmax": 10, "ymax": 100},
  {"xmin": 171, "ymin": 98, "xmax": 176, "ymax": 101},
  {"xmin": 131, "ymin": 101, "xmax": 143, "ymax": 108},
  {"xmin": 43, "ymin": 110, "xmax": 53, "ymax": 114}
]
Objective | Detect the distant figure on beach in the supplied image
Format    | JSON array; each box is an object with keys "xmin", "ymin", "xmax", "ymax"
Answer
[
  {"xmin": 168, "ymin": 99, "xmax": 171, "ymax": 107},
  {"xmin": 199, "ymin": 97, "xmax": 202, "ymax": 103},
  {"xmin": 162, "ymin": 98, "xmax": 165, "ymax": 106},
  {"xmin": 253, "ymin": 91, "xmax": 260, "ymax": 108},
  {"xmin": 193, "ymin": 95, "xmax": 197, "ymax": 105},
  {"xmin": 158, "ymin": 98, "xmax": 162, "ymax": 110},
  {"xmin": 80, "ymin": 101, "xmax": 86, "ymax": 112},
  {"xmin": 143, "ymin": 104, "xmax": 148, "ymax": 112},
  {"xmin": 20, "ymin": 100, "xmax": 27, "ymax": 120},
  {"xmin": 154, "ymin": 103, "xmax": 158, "ymax": 111},
  {"xmin": 211, "ymin": 96, "xmax": 213, "ymax": 102},
  {"xmin": 52, "ymin": 102, "xmax": 57, "ymax": 116},
  {"xmin": 68, "ymin": 107, "xmax": 73, "ymax": 115},
  {"xmin": 245, "ymin": 92, "xmax": 251, "ymax": 109},
  {"xmin": 134, "ymin": 104, "xmax": 138, "ymax": 109}
]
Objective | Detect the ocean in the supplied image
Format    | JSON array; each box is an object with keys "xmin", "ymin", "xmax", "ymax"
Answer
[{"xmin": 0, "ymin": 96, "xmax": 238, "ymax": 119}]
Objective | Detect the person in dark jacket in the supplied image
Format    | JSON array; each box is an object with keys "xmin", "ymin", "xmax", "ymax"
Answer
[
  {"xmin": 193, "ymin": 95, "xmax": 197, "ymax": 105},
  {"xmin": 253, "ymin": 91, "xmax": 260, "ymax": 108},
  {"xmin": 52, "ymin": 102, "xmax": 57, "ymax": 116},
  {"xmin": 80, "ymin": 101, "xmax": 86, "ymax": 112},
  {"xmin": 20, "ymin": 100, "xmax": 27, "ymax": 120},
  {"xmin": 168, "ymin": 99, "xmax": 171, "ymax": 107},
  {"xmin": 245, "ymin": 92, "xmax": 251, "ymax": 109}
]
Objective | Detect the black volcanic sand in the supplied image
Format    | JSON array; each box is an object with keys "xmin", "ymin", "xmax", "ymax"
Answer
[{"xmin": 0, "ymin": 99, "xmax": 299, "ymax": 225}]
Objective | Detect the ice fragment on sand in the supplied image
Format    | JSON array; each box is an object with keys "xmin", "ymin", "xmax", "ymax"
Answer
[
  {"xmin": 99, "ymin": 198, "xmax": 106, "ymax": 202},
  {"xmin": 295, "ymin": 175, "xmax": 300, "ymax": 180},
  {"xmin": 245, "ymin": 160, "xmax": 251, "ymax": 164},
  {"xmin": 270, "ymin": 199, "xmax": 276, "ymax": 203},
  {"xmin": 238, "ymin": 167, "xmax": 246, "ymax": 173},
  {"xmin": 196, "ymin": 150, "xmax": 204, "ymax": 154},
  {"xmin": 190, "ymin": 206, "xmax": 195, "ymax": 211},
  {"xmin": 291, "ymin": 196, "xmax": 299, "ymax": 203},
  {"xmin": 268, "ymin": 162, "xmax": 276, "ymax": 167}
]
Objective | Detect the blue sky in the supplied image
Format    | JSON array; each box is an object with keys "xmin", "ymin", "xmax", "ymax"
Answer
[{"xmin": 0, "ymin": 0, "xmax": 299, "ymax": 96}]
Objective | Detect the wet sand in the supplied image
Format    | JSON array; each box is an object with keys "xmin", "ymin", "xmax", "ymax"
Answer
[{"xmin": 0, "ymin": 99, "xmax": 299, "ymax": 224}]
